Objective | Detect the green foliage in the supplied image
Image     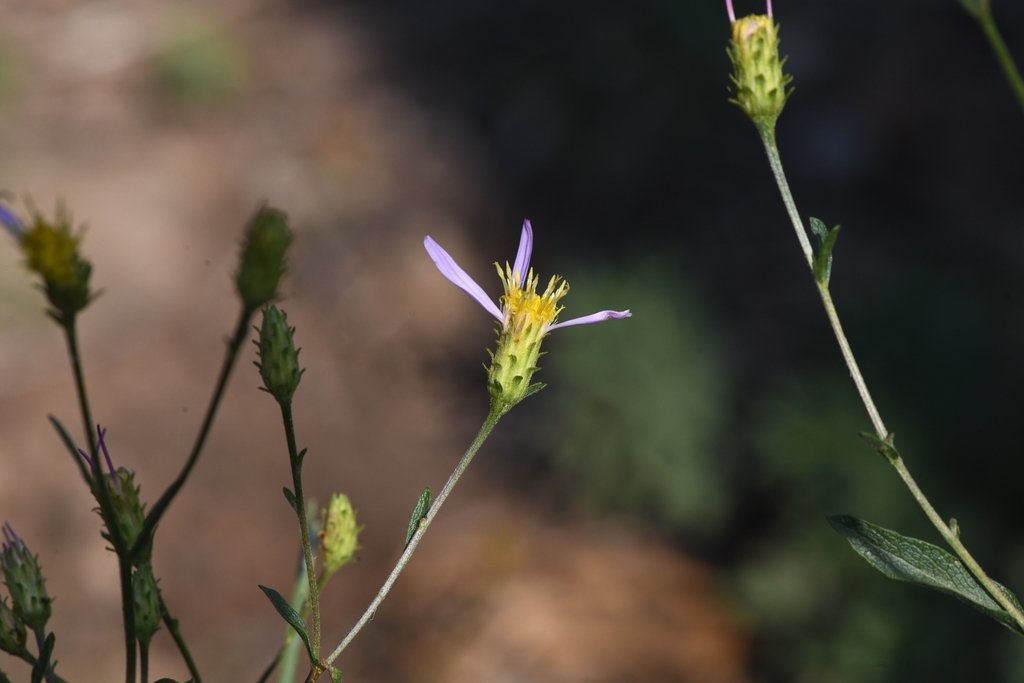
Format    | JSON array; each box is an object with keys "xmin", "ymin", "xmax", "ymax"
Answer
[
  {"xmin": 546, "ymin": 261, "xmax": 731, "ymax": 537},
  {"xmin": 404, "ymin": 488, "xmax": 431, "ymax": 549},
  {"xmin": 808, "ymin": 216, "xmax": 840, "ymax": 287},
  {"xmin": 258, "ymin": 585, "xmax": 314, "ymax": 663},
  {"xmin": 828, "ymin": 515, "xmax": 1024, "ymax": 634}
]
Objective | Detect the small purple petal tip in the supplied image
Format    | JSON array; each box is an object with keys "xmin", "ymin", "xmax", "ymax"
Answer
[
  {"xmin": 512, "ymin": 220, "xmax": 533, "ymax": 285},
  {"xmin": 725, "ymin": 0, "xmax": 736, "ymax": 23},
  {"xmin": 547, "ymin": 309, "xmax": 632, "ymax": 332},
  {"xmin": 0, "ymin": 203, "xmax": 24, "ymax": 239},
  {"xmin": 424, "ymin": 235, "xmax": 504, "ymax": 321}
]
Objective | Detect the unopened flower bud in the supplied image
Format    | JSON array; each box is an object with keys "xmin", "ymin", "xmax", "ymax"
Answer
[
  {"xmin": 319, "ymin": 494, "xmax": 360, "ymax": 577},
  {"xmin": 236, "ymin": 205, "xmax": 292, "ymax": 311},
  {"xmin": 132, "ymin": 564, "xmax": 162, "ymax": 646},
  {"xmin": 105, "ymin": 468, "xmax": 148, "ymax": 562},
  {"xmin": 0, "ymin": 598, "xmax": 26, "ymax": 655},
  {"xmin": 727, "ymin": 13, "xmax": 792, "ymax": 127},
  {"xmin": 255, "ymin": 305, "xmax": 304, "ymax": 403},
  {"xmin": 16, "ymin": 204, "xmax": 93, "ymax": 323},
  {"xmin": 0, "ymin": 525, "xmax": 51, "ymax": 631}
]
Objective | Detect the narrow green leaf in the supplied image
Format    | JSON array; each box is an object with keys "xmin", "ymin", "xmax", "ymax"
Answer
[
  {"xmin": 30, "ymin": 632, "xmax": 55, "ymax": 683},
  {"xmin": 283, "ymin": 487, "xmax": 298, "ymax": 515},
  {"xmin": 808, "ymin": 216, "xmax": 840, "ymax": 286},
  {"xmin": 858, "ymin": 430, "xmax": 899, "ymax": 464},
  {"xmin": 828, "ymin": 515, "xmax": 1024, "ymax": 634},
  {"xmin": 958, "ymin": 0, "xmax": 987, "ymax": 20},
  {"xmin": 258, "ymin": 584, "xmax": 315, "ymax": 661},
  {"xmin": 405, "ymin": 488, "xmax": 432, "ymax": 548}
]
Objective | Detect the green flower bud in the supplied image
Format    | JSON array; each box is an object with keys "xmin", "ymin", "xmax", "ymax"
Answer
[
  {"xmin": 0, "ymin": 525, "xmax": 51, "ymax": 631},
  {"xmin": 255, "ymin": 305, "xmax": 304, "ymax": 403},
  {"xmin": 17, "ymin": 204, "xmax": 93, "ymax": 324},
  {"xmin": 727, "ymin": 13, "xmax": 793, "ymax": 128},
  {"xmin": 0, "ymin": 598, "xmax": 26, "ymax": 656},
  {"xmin": 104, "ymin": 468, "xmax": 148, "ymax": 562},
  {"xmin": 319, "ymin": 494, "xmax": 361, "ymax": 577},
  {"xmin": 132, "ymin": 564, "xmax": 162, "ymax": 646},
  {"xmin": 82, "ymin": 427, "xmax": 150, "ymax": 562},
  {"xmin": 236, "ymin": 205, "xmax": 292, "ymax": 311}
]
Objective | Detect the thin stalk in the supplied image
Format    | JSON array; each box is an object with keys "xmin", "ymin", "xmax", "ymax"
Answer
[
  {"xmin": 160, "ymin": 594, "xmax": 202, "ymax": 683},
  {"xmin": 32, "ymin": 627, "xmax": 56, "ymax": 683},
  {"xmin": 137, "ymin": 306, "xmax": 256, "ymax": 558},
  {"xmin": 324, "ymin": 404, "xmax": 506, "ymax": 668},
  {"xmin": 756, "ymin": 121, "xmax": 1024, "ymax": 631},
  {"xmin": 139, "ymin": 644, "xmax": 149, "ymax": 683},
  {"xmin": 971, "ymin": 2, "xmax": 1024, "ymax": 113},
  {"xmin": 280, "ymin": 402, "xmax": 321, "ymax": 660},
  {"xmin": 61, "ymin": 319, "xmax": 137, "ymax": 683}
]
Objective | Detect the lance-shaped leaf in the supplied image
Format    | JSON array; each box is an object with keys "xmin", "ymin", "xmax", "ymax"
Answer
[
  {"xmin": 404, "ymin": 488, "xmax": 432, "ymax": 549},
  {"xmin": 809, "ymin": 216, "xmax": 840, "ymax": 287},
  {"xmin": 828, "ymin": 514, "xmax": 1024, "ymax": 634},
  {"xmin": 259, "ymin": 585, "xmax": 315, "ymax": 661}
]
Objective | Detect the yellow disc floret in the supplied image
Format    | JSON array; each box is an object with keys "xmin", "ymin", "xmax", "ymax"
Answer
[{"xmin": 487, "ymin": 263, "xmax": 570, "ymax": 411}]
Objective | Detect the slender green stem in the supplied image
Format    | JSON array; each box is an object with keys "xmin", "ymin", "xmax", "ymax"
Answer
[
  {"xmin": 324, "ymin": 404, "xmax": 506, "ymax": 668},
  {"xmin": 756, "ymin": 121, "xmax": 1024, "ymax": 631},
  {"xmin": 160, "ymin": 593, "xmax": 202, "ymax": 683},
  {"xmin": 32, "ymin": 627, "xmax": 56, "ymax": 683},
  {"xmin": 969, "ymin": 1, "xmax": 1024, "ymax": 113},
  {"xmin": 139, "ymin": 643, "xmax": 149, "ymax": 683},
  {"xmin": 137, "ymin": 306, "xmax": 256, "ymax": 559},
  {"xmin": 280, "ymin": 402, "xmax": 321, "ymax": 660},
  {"xmin": 61, "ymin": 319, "xmax": 137, "ymax": 683}
]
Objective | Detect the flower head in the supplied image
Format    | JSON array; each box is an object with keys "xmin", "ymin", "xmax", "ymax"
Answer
[
  {"xmin": 0, "ymin": 524, "xmax": 51, "ymax": 631},
  {"xmin": 2, "ymin": 200, "xmax": 94, "ymax": 323},
  {"xmin": 726, "ymin": 0, "xmax": 792, "ymax": 129},
  {"xmin": 78, "ymin": 427, "xmax": 149, "ymax": 562},
  {"xmin": 424, "ymin": 220, "xmax": 631, "ymax": 409}
]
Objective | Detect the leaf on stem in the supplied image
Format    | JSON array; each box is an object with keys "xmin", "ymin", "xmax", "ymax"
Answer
[
  {"xmin": 858, "ymin": 431, "xmax": 899, "ymax": 465},
  {"xmin": 283, "ymin": 487, "xmax": 299, "ymax": 515},
  {"xmin": 827, "ymin": 514, "xmax": 1024, "ymax": 634},
  {"xmin": 258, "ymin": 585, "xmax": 315, "ymax": 662},
  {"xmin": 330, "ymin": 668, "xmax": 343, "ymax": 683},
  {"xmin": 808, "ymin": 217, "xmax": 840, "ymax": 287},
  {"xmin": 30, "ymin": 632, "xmax": 55, "ymax": 683},
  {"xmin": 404, "ymin": 488, "xmax": 432, "ymax": 549}
]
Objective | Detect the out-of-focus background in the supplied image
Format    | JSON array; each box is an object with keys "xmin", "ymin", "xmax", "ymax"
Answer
[{"xmin": 1, "ymin": 0, "xmax": 1023, "ymax": 681}]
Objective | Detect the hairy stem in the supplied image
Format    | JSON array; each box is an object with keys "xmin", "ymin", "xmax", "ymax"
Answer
[
  {"xmin": 324, "ymin": 404, "xmax": 506, "ymax": 667},
  {"xmin": 160, "ymin": 594, "xmax": 202, "ymax": 683},
  {"xmin": 756, "ymin": 121, "xmax": 1024, "ymax": 631}
]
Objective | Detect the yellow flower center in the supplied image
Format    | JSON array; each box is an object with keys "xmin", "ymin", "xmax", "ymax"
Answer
[{"xmin": 496, "ymin": 263, "xmax": 569, "ymax": 335}]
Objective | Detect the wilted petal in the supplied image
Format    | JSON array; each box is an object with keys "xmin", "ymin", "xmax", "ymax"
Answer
[
  {"xmin": 424, "ymin": 236, "xmax": 504, "ymax": 321},
  {"xmin": 547, "ymin": 309, "xmax": 632, "ymax": 332},
  {"xmin": 512, "ymin": 219, "xmax": 533, "ymax": 285}
]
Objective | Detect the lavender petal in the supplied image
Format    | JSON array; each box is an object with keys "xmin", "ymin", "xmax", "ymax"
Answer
[
  {"xmin": 424, "ymin": 236, "xmax": 503, "ymax": 321},
  {"xmin": 0, "ymin": 203, "xmax": 24, "ymax": 239},
  {"xmin": 547, "ymin": 309, "xmax": 632, "ymax": 332},
  {"xmin": 512, "ymin": 219, "xmax": 533, "ymax": 285}
]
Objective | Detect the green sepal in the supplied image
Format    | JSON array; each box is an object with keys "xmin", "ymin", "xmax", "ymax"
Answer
[
  {"xmin": 809, "ymin": 217, "xmax": 840, "ymax": 286},
  {"xmin": 30, "ymin": 632, "xmax": 55, "ymax": 683},
  {"xmin": 404, "ymin": 488, "xmax": 432, "ymax": 549},
  {"xmin": 283, "ymin": 487, "xmax": 298, "ymax": 515},
  {"xmin": 827, "ymin": 515, "xmax": 1024, "ymax": 634},
  {"xmin": 258, "ymin": 585, "xmax": 315, "ymax": 661},
  {"xmin": 858, "ymin": 431, "xmax": 899, "ymax": 465},
  {"xmin": 330, "ymin": 668, "xmax": 343, "ymax": 683}
]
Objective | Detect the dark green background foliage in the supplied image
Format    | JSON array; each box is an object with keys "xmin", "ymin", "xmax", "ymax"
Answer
[{"xmin": 337, "ymin": 0, "xmax": 1024, "ymax": 679}]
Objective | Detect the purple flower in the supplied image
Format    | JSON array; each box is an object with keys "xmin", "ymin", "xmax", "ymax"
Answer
[
  {"xmin": 424, "ymin": 219, "xmax": 630, "ymax": 408},
  {"xmin": 424, "ymin": 219, "xmax": 631, "ymax": 335}
]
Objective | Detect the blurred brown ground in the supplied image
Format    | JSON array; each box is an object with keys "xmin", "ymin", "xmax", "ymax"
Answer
[{"xmin": 0, "ymin": 2, "xmax": 749, "ymax": 681}]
